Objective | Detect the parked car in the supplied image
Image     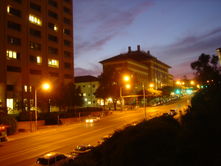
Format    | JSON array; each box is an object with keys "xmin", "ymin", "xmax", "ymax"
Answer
[
  {"xmin": 36, "ymin": 152, "xmax": 74, "ymax": 166},
  {"xmin": 73, "ymin": 144, "xmax": 94, "ymax": 154}
]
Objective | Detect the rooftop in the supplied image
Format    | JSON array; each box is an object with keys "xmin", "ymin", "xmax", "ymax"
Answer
[{"xmin": 75, "ymin": 75, "xmax": 98, "ymax": 83}]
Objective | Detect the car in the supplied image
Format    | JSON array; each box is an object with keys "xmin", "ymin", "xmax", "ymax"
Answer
[
  {"xmin": 73, "ymin": 144, "xmax": 94, "ymax": 154},
  {"xmin": 36, "ymin": 152, "xmax": 74, "ymax": 166},
  {"xmin": 85, "ymin": 116, "xmax": 100, "ymax": 123}
]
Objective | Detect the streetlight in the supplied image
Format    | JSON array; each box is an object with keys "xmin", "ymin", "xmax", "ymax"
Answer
[
  {"xmin": 143, "ymin": 83, "xmax": 146, "ymax": 119},
  {"xmin": 34, "ymin": 82, "xmax": 51, "ymax": 131},
  {"xmin": 120, "ymin": 75, "xmax": 131, "ymax": 110}
]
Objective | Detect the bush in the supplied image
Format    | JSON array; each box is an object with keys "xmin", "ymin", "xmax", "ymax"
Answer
[
  {"xmin": 44, "ymin": 113, "xmax": 61, "ymax": 125},
  {"xmin": 0, "ymin": 113, "xmax": 17, "ymax": 135}
]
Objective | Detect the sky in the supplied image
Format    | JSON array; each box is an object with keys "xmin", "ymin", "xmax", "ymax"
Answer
[{"xmin": 73, "ymin": 0, "xmax": 221, "ymax": 79}]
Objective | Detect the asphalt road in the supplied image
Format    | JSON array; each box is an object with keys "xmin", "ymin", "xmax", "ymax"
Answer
[{"xmin": 0, "ymin": 96, "xmax": 190, "ymax": 166}]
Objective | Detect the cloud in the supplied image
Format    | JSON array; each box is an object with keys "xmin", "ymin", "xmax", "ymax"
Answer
[
  {"xmin": 75, "ymin": 0, "xmax": 153, "ymax": 55},
  {"xmin": 74, "ymin": 64, "xmax": 102, "ymax": 77},
  {"xmin": 159, "ymin": 27, "xmax": 221, "ymax": 61}
]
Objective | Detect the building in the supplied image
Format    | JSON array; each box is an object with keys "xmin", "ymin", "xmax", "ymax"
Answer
[
  {"xmin": 0, "ymin": 0, "xmax": 74, "ymax": 112},
  {"xmin": 216, "ymin": 48, "xmax": 221, "ymax": 65},
  {"xmin": 100, "ymin": 45, "xmax": 172, "ymax": 91},
  {"xmin": 75, "ymin": 76, "xmax": 99, "ymax": 107}
]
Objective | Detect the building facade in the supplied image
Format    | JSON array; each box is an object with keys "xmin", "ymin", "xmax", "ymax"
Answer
[
  {"xmin": 0, "ymin": 0, "xmax": 74, "ymax": 111},
  {"xmin": 216, "ymin": 48, "xmax": 221, "ymax": 65},
  {"xmin": 100, "ymin": 45, "xmax": 172, "ymax": 91},
  {"xmin": 75, "ymin": 76, "xmax": 99, "ymax": 107}
]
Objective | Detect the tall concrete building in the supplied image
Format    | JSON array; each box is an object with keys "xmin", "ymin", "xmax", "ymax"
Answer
[
  {"xmin": 0, "ymin": 0, "xmax": 74, "ymax": 111},
  {"xmin": 100, "ymin": 45, "xmax": 172, "ymax": 91}
]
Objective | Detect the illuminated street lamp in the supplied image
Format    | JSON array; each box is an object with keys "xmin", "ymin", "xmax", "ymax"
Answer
[
  {"xmin": 149, "ymin": 83, "xmax": 154, "ymax": 88},
  {"xmin": 34, "ymin": 82, "xmax": 51, "ymax": 131},
  {"xmin": 120, "ymin": 75, "xmax": 131, "ymax": 110},
  {"xmin": 190, "ymin": 80, "xmax": 195, "ymax": 85}
]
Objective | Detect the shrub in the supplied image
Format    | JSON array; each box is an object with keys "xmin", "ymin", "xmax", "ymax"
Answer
[{"xmin": 0, "ymin": 113, "xmax": 17, "ymax": 135}]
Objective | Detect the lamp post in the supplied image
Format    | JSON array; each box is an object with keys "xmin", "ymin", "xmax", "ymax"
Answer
[
  {"xmin": 143, "ymin": 83, "xmax": 146, "ymax": 119},
  {"xmin": 34, "ymin": 82, "xmax": 51, "ymax": 131},
  {"xmin": 120, "ymin": 75, "xmax": 131, "ymax": 111}
]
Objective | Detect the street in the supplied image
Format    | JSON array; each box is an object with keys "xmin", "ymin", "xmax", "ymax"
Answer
[{"xmin": 0, "ymin": 96, "xmax": 190, "ymax": 166}]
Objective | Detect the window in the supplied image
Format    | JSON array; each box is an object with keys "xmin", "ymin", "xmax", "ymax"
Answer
[
  {"xmin": 64, "ymin": 51, "xmax": 71, "ymax": 58},
  {"xmin": 63, "ymin": 28, "xmax": 70, "ymax": 35},
  {"xmin": 48, "ymin": 10, "xmax": 58, "ymax": 19},
  {"xmin": 48, "ymin": 23, "xmax": 58, "ymax": 31},
  {"xmin": 30, "ymin": 41, "xmax": 41, "ymax": 50},
  {"xmin": 64, "ymin": 62, "xmax": 71, "ymax": 69},
  {"xmin": 30, "ymin": 55, "xmax": 42, "ymax": 64},
  {"xmin": 7, "ymin": 66, "xmax": 21, "ymax": 72},
  {"xmin": 7, "ymin": 85, "xmax": 14, "ymax": 91},
  {"xmin": 7, "ymin": 36, "xmax": 21, "ymax": 45},
  {"xmin": 64, "ymin": 0, "xmax": 71, "ymax": 3},
  {"xmin": 48, "ymin": 34, "xmax": 58, "ymax": 42},
  {"xmin": 12, "ymin": 0, "xmax": 21, "ymax": 4},
  {"xmin": 7, "ymin": 6, "xmax": 21, "ymax": 17},
  {"xmin": 30, "ymin": 69, "xmax": 42, "ymax": 75},
  {"xmin": 30, "ymin": 2, "xmax": 41, "ymax": 12},
  {"xmin": 48, "ymin": 47, "xmax": 58, "ymax": 54},
  {"xmin": 30, "ymin": 28, "xmax": 41, "ymax": 38},
  {"xmin": 48, "ymin": 59, "xmax": 59, "ymax": 68},
  {"xmin": 63, "ymin": 7, "xmax": 71, "ymax": 15},
  {"xmin": 64, "ymin": 40, "xmax": 71, "ymax": 47},
  {"xmin": 63, "ymin": 17, "xmax": 71, "ymax": 25},
  {"xmin": 6, "ymin": 50, "xmax": 20, "ymax": 59},
  {"xmin": 48, "ymin": 0, "xmax": 57, "ymax": 8},
  {"xmin": 64, "ymin": 74, "xmax": 72, "ymax": 79},
  {"xmin": 29, "ymin": 14, "xmax": 42, "ymax": 26},
  {"xmin": 49, "ymin": 72, "xmax": 59, "ymax": 77},
  {"xmin": 7, "ymin": 21, "xmax": 21, "ymax": 31}
]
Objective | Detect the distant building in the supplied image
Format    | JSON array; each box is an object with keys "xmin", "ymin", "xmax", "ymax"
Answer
[
  {"xmin": 75, "ymin": 76, "xmax": 99, "ymax": 107},
  {"xmin": 216, "ymin": 48, "xmax": 221, "ymax": 65},
  {"xmin": 0, "ymin": 0, "xmax": 74, "ymax": 112},
  {"xmin": 100, "ymin": 45, "xmax": 172, "ymax": 91}
]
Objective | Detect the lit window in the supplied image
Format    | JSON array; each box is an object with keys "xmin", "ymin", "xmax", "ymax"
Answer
[
  {"xmin": 24, "ymin": 85, "xmax": 28, "ymax": 92},
  {"xmin": 36, "ymin": 56, "xmax": 42, "ymax": 64},
  {"xmin": 83, "ymin": 93, "xmax": 86, "ymax": 96},
  {"xmin": 84, "ymin": 98, "xmax": 88, "ymax": 102},
  {"xmin": 54, "ymin": 25, "xmax": 58, "ymax": 31},
  {"xmin": 48, "ymin": 59, "xmax": 59, "ymax": 68},
  {"xmin": 7, "ymin": 6, "xmax": 10, "ymax": 13},
  {"xmin": 88, "ymin": 101, "xmax": 91, "ymax": 105},
  {"xmin": 7, "ymin": 98, "xmax": 13, "ymax": 110},
  {"xmin": 6, "ymin": 50, "xmax": 18, "ymax": 59},
  {"xmin": 29, "ymin": 14, "xmax": 42, "ymax": 26}
]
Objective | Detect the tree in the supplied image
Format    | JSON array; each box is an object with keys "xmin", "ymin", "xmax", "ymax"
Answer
[
  {"xmin": 51, "ymin": 82, "xmax": 83, "ymax": 111},
  {"xmin": 191, "ymin": 53, "xmax": 221, "ymax": 84},
  {"xmin": 95, "ymin": 69, "xmax": 121, "ymax": 110}
]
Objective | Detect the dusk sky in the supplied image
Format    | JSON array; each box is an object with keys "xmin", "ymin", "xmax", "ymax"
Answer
[{"xmin": 74, "ymin": 0, "xmax": 221, "ymax": 79}]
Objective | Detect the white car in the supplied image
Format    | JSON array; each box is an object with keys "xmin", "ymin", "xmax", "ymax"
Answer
[{"xmin": 36, "ymin": 152, "xmax": 74, "ymax": 166}]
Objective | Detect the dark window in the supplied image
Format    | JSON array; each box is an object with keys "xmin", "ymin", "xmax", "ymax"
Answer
[
  {"xmin": 64, "ymin": 0, "xmax": 71, "ymax": 3},
  {"xmin": 63, "ymin": 17, "xmax": 71, "ymax": 25},
  {"xmin": 30, "ymin": 41, "xmax": 41, "ymax": 50},
  {"xmin": 64, "ymin": 62, "xmax": 71, "ymax": 69},
  {"xmin": 8, "ymin": 7, "xmax": 21, "ymax": 17},
  {"xmin": 48, "ymin": 34, "xmax": 58, "ymax": 42},
  {"xmin": 7, "ymin": 36, "xmax": 21, "ymax": 45},
  {"xmin": 63, "ymin": 28, "xmax": 70, "ymax": 35},
  {"xmin": 48, "ymin": 22, "xmax": 55, "ymax": 30},
  {"xmin": 30, "ymin": 28, "xmax": 41, "ymax": 38},
  {"xmin": 63, "ymin": 7, "xmax": 71, "ymax": 14},
  {"xmin": 30, "ymin": 69, "xmax": 42, "ymax": 75},
  {"xmin": 64, "ymin": 74, "xmax": 72, "ymax": 79},
  {"xmin": 30, "ymin": 2, "xmax": 41, "ymax": 12},
  {"xmin": 7, "ymin": 66, "xmax": 21, "ymax": 72},
  {"xmin": 7, "ymin": 85, "xmax": 14, "ymax": 91},
  {"xmin": 48, "ymin": 47, "xmax": 58, "ymax": 54},
  {"xmin": 48, "ymin": 10, "xmax": 58, "ymax": 19},
  {"xmin": 49, "ymin": 72, "xmax": 59, "ymax": 77},
  {"xmin": 12, "ymin": 0, "xmax": 21, "ymax": 4},
  {"xmin": 64, "ymin": 51, "xmax": 71, "ymax": 58},
  {"xmin": 64, "ymin": 40, "xmax": 71, "ymax": 46},
  {"xmin": 48, "ymin": 0, "xmax": 57, "ymax": 8},
  {"xmin": 7, "ymin": 21, "xmax": 21, "ymax": 31}
]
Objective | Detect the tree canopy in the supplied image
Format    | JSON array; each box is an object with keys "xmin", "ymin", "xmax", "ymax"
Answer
[{"xmin": 191, "ymin": 53, "xmax": 221, "ymax": 84}]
